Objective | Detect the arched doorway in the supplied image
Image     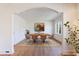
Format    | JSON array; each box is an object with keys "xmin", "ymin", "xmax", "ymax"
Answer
[{"xmin": 12, "ymin": 7, "xmax": 63, "ymax": 56}]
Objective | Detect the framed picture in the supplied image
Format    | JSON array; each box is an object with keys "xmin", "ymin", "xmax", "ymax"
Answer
[{"xmin": 34, "ymin": 23, "xmax": 44, "ymax": 32}]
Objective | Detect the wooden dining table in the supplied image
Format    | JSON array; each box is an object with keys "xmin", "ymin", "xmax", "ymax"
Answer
[{"xmin": 30, "ymin": 33, "xmax": 50, "ymax": 43}]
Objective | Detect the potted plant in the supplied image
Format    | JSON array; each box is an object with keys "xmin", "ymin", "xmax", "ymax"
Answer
[{"xmin": 64, "ymin": 21, "xmax": 79, "ymax": 55}]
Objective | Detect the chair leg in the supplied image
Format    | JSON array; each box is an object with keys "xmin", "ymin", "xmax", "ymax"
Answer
[{"xmin": 42, "ymin": 39, "xmax": 45, "ymax": 43}]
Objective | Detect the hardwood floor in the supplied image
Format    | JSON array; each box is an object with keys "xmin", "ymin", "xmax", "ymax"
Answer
[
  {"xmin": 0, "ymin": 41, "xmax": 76, "ymax": 56},
  {"xmin": 0, "ymin": 39, "xmax": 62, "ymax": 56},
  {"xmin": 14, "ymin": 39, "xmax": 62, "ymax": 56},
  {"xmin": 14, "ymin": 45, "xmax": 62, "ymax": 56},
  {"xmin": 0, "ymin": 39, "xmax": 76, "ymax": 56}
]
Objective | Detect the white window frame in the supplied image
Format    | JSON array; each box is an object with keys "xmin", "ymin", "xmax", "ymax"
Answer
[{"xmin": 55, "ymin": 21, "xmax": 62, "ymax": 35}]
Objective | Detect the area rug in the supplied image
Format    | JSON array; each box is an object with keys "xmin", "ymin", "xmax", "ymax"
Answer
[{"xmin": 16, "ymin": 39, "xmax": 61, "ymax": 47}]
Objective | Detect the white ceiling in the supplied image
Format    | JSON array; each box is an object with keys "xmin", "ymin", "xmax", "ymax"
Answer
[{"xmin": 17, "ymin": 7, "xmax": 60, "ymax": 21}]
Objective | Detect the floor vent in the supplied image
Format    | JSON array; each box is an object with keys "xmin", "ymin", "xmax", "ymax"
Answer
[{"xmin": 5, "ymin": 51, "xmax": 9, "ymax": 53}]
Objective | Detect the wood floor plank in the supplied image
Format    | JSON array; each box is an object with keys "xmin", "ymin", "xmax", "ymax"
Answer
[{"xmin": 14, "ymin": 39, "xmax": 62, "ymax": 56}]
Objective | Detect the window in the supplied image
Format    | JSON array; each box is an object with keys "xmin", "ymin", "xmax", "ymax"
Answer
[
  {"xmin": 55, "ymin": 21, "xmax": 62, "ymax": 35},
  {"xmin": 59, "ymin": 21, "xmax": 62, "ymax": 34}
]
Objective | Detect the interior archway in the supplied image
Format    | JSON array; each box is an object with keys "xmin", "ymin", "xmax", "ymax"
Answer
[{"xmin": 13, "ymin": 7, "xmax": 63, "ymax": 56}]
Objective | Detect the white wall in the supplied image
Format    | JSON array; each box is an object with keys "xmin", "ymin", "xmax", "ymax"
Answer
[
  {"xmin": 77, "ymin": 4, "xmax": 79, "ymax": 16},
  {"xmin": 77, "ymin": 4, "xmax": 79, "ymax": 24},
  {"xmin": 13, "ymin": 14, "xmax": 27, "ymax": 44},
  {"xmin": 0, "ymin": 3, "xmax": 78, "ymax": 54},
  {"xmin": 0, "ymin": 4, "xmax": 13, "ymax": 54},
  {"xmin": 25, "ymin": 19, "xmax": 53, "ymax": 35}
]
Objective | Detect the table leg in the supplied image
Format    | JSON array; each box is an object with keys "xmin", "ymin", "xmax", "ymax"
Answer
[{"xmin": 33, "ymin": 39, "xmax": 36, "ymax": 43}]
